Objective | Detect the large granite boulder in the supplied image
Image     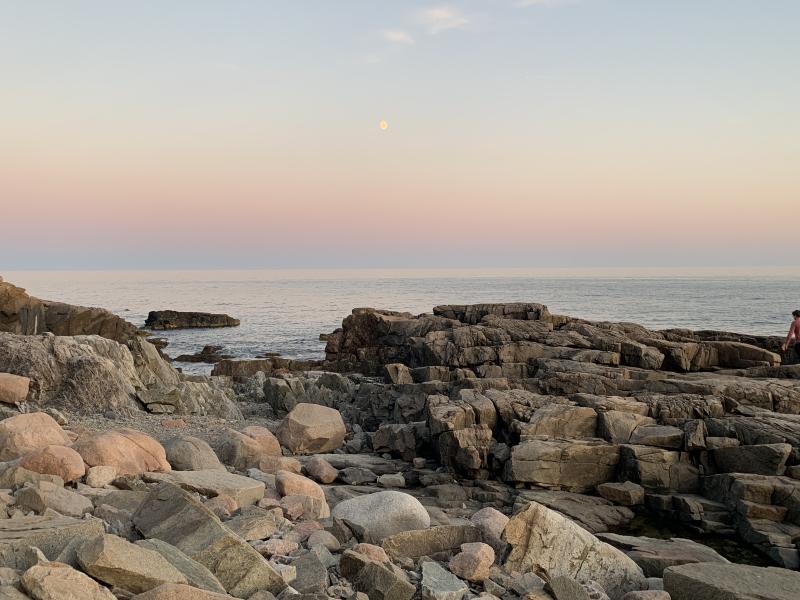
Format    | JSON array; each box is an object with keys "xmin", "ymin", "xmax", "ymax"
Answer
[
  {"xmin": 331, "ymin": 491, "xmax": 431, "ymax": 543},
  {"xmin": 504, "ymin": 501, "xmax": 646, "ymax": 600},
  {"xmin": 217, "ymin": 427, "xmax": 281, "ymax": 470},
  {"xmin": 19, "ymin": 445, "xmax": 86, "ymax": 482},
  {"xmin": 74, "ymin": 428, "xmax": 171, "ymax": 476},
  {"xmin": 276, "ymin": 403, "xmax": 346, "ymax": 454},
  {"xmin": 145, "ymin": 311, "xmax": 240, "ymax": 330},
  {"xmin": 132, "ymin": 482, "xmax": 285, "ymax": 597},
  {"xmin": 0, "ymin": 373, "xmax": 29, "ymax": 405},
  {"xmin": 0, "ymin": 412, "xmax": 72, "ymax": 461},
  {"xmin": 21, "ymin": 562, "xmax": 116, "ymax": 600},
  {"xmin": 597, "ymin": 533, "xmax": 729, "ymax": 577},
  {"xmin": 164, "ymin": 436, "xmax": 226, "ymax": 471},
  {"xmin": 77, "ymin": 533, "xmax": 188, "ymax": 593}
]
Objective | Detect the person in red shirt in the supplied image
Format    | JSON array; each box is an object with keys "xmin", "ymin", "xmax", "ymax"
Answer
[{"xmin": 781, "ymin": 310, "xmax": 800, "ymax": 353}]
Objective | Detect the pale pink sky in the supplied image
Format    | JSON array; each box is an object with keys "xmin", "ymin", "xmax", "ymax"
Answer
[{"xmin": 2, "ymin": 1, "xmax": 798, "ymax": 268}]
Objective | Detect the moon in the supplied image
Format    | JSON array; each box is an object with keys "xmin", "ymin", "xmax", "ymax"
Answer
[{"xmin": 379, "ymin": 120, "xmax": 388, "ymax": 130}]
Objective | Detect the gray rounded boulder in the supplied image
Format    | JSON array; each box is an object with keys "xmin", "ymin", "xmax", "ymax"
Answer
[{"xmin": 331, "ymin": 491, "xmax": 430, "ymax": 542}]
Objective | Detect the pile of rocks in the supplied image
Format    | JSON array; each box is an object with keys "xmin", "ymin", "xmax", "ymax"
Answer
[{"xmin": 1, "ymin": 284, "xmax": 800, "ymax": 599}]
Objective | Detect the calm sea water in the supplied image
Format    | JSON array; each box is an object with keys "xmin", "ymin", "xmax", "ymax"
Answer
[{"xmin": 5, "ymin": 268, "xmax": 800, "ymax": 373}]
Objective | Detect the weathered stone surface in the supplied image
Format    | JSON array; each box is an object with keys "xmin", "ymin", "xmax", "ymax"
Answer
[
  {"xmin": 0, "ymin": 373, "xmax": 29, "ymax": 405},
  {"xmin": 145, "ymin": 311, "xmax": 240, "ymax": 330},
  {"xmin": 19, "ymin": 445, "xmax": 85, "ymax": 483},
  {"xmin": 516, "ymin": 490, "xmax": 635, "ymax": 534},
  {"xmin": 143, "ymin": 470, "xmax": 265, "ymax": 507},
  {"xmin": 507, "ymin": 438, "xmax": 620, "ymax": 493},
  {"xmin": 21, "ymin": 562, "xmax": 116, "ymax": 600},
  {"xmin": 0, "ymin": 413, "xmax": 72, "ymax": 461},
  {"xmin": 275, "ymin": 471, "xmax": 329, "ymax": 518},
  {"xmin": 132, "ymin": 482, "xmax": 286, "ymax": 597},
  {"xmin": 257, "ymin": 456, "xmax": 302, "ymax": 475},
  {"xmin": 224, "ymin": 513, "xmax": 280, "ymax": 541},
  {"xmin": 164, "ymin": 436, "xmax": 225, "ymax": 471},
  {"xmin": 629, "ymin": 425, "xmax": 683, "ymax": 450},
  {"xmin": 548, "ymin": 576, "xmax": 591, "ymax": 600},
  {"xmin": 14, "ymin": 480, "xmax": 93, "ymax": 517},
  {"xmin": 504, "ymin": 501, "xmax": 646, "ymax": 600},
  {"xmin": 74, "ymin": 428, "xmax": 170, "ymax": 476},
  {"xmin": 353, "ymin": 561, "xmax": 415, "ymax": 600},
  {"xmin": 618, "ymin": 446, "xmax": 699, "ymax": 492},
  {"xmin": 522, "ymin": 405, "xmax": 598, "ymax": 439},
  {"xmin": 421, "ymin": 560, "xmax": 468, "ymax": 600},
  {"xmin": 0, "ymin": 515, "xmax": 104, "ymax": 569},
  {"xmin": 448, "ymin": 542, "xmax": 494, "ymax": 582},
  {"xmin": 597, "ymin": 533, "xmax": 728, "ymax": 577},
  {"xmin": 597, "ymin": 482, "xmax": 645, "ymax": 506},
  {"xmin": 276, "ymin": 403, "xmax": 346, "ymax": 454},
  {"xmin": 217, "ymin": 427, "xmax": 281, "ymax": 470},
  {"xmin": 712, "ymin": 443, "xmax": 792, "ymax": 475},
  {"xmin": 331, "ymin": 491, "xmax": 431, "ymax": 543},
  {"xmin": 305, "ymin": 456, "xmax": 338, "ymax": 484},
  {"xmin": 663, "ymin": 562, "xmax": 800, "ymax": 600},
  {"xmin": 470, "ymin": 507, "xmax": 509, "ymax": 552},
  {"xmin": 598, "ymin": 412, "xmax": 656, "ymax": 445},
  {"xmin": 382, "ymin": 525, "xmax": 482, "ymax": 558},
  {"xmin": 291, "ymin": 553, "xmax": 328, "ymax": 594},
  {"xmin": 77, "ymin": 533, "xmax": 188, "ymax": 593},
  {"xmin": 131, "ymin": 583, "xmax": 236, "ymax": 599},
  {"xmin": 136, "ymin": 539, "xmax": 227, "ymax": 594}
]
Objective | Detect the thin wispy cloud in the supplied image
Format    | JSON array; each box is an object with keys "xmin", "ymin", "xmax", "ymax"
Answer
[
  {"xmin": 381, "ymin": 29, "xmax": 415, "ymax": 45},
  {"xmin": 419, "ymin": 6, "xmax": 469, "ymax": 34},
  {"xmin": 515, "ymin": 0, "xmax": 574, "ymax": 6}
]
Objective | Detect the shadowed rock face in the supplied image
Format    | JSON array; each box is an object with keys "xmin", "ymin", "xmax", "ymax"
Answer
[{"xmin": 145, "ymin": 311, "xmax": 240, "ymax": 330}]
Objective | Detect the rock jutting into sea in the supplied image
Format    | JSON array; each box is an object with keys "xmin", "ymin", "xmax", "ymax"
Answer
[
  {"xmin": 145, "ymin": 310, "xmax": 241, "ymax": 330},
  {"xmin": 0, "ymin": 280, "xmax": 799, "ymax": 599}
]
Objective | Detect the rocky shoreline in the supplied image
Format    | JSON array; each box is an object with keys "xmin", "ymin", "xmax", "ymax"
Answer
[{"xmin": 0, "ymin": 280, "xmax": 798, "ymax": 599}]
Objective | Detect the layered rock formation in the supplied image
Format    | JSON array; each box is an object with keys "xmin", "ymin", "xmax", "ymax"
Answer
[{"xmin": 0, "ymin": 288, "xmax": 798, "ymax": 600}]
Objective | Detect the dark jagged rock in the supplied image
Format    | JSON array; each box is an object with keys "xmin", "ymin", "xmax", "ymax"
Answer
[
  {"xmin": 145, "ymin": 311, "xmax": 240, "ymax": 330},
  {"xmin": 175, "ymin": 345, "xmax": 233, "ymax": 364}
]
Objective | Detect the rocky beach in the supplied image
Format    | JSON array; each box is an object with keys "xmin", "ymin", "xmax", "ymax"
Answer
[{"xmin": 0, "ymin": 277, "xmax": 799, "ymax": 600}]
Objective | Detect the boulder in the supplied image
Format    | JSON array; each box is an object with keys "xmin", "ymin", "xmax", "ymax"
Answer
[
  {"xmin": 85, "ymin": 466, "xmax": 117, "ymax": 488},
  {"xmin": 276, "ymin": 403, "xmax": 346, "ymax": 454},
  {"xmin": 470, "ymin": 507, "xmax": 509, "ymax": 553},
  {"xmin": 420, "ymin": 560, "xmax": 468, "ymax": 600},
  {"xmin": 164, "ymin": 436, "xmax": 225, "ymax": 471},
  {"xmin": 448, "ymin": 542, "xmax": 494, "ymax": 582},
  {"xmin": 14, "ymin": 480, "xmax": 93, "ymax": 517},
  {"xmin": 19, "ymin": 445, "xmax": 85, "ymax": 483},
  {"xmin": 305, "ymin": 456, "xmax": 338, "ymax": 484},
  {"xmin": 143, "ymin": 470, "xmax": 265, "ymax": 507},
  {"xmin": 597, "ymin": 482, "xmax": 645, "ymax": 506},
  {"xmin": 217, "ymin": 428, "xmax": 281, "ymax": 470},
  {"xmin": 132, "ymin": 482, "xmax": 286, "ymax": 597},
  {"xmin": 663, "ymin": 562, "xmax": 800, "ymax": 600},
  {"xmin": 21, "ymin": 562, "xmax": 116, "ymax": 600},
  {"xmin": 382, "ymin": 525, "xmax": 482, "ymax": 558},
  {"xmin": 145, "ymin": 311, "xmax": 240, "ymax": 330},
  {"xmin": 74, "ymin": 429, "xmax": 170, "ymax": 476},
  {"xmin": 0, "ymin": 514, "xmax": 104, "ymax": 568},
  {"xmin": 353, "ymin": 561, "xmax": 415, "ymax": 600},
  {"xmin": 256, "ymin": 456, "xmax": 302, "ymax": 475},
  {"xmin": 77, "ymin": 533, "xmax": 188, "ymax": 593},
  {"xmin": 504, "ymin": 501, "xmax": 646, "ymax": 600},
  {"xmin": 331, "ymin": 491, "xmax": 431, "ymax": 543},
  {"xmin": 131, "ymin": 583, "xmax": 236, "ymax": 599},
  {"xmin": 275, "ymin": 471, "xmax": 329, "ymax": 518},
  {"xmin": 0, "ymin": 413, "xmax": 72, "ymax": 461},
  {"xmin": 0, "ymin": 373, "xmax": 29, "ymax": 405}
]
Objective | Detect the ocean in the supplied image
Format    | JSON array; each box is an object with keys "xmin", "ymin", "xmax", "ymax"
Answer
[{"xmin": 5, "ymin": 268, "xmax": 800, "ymax": 373}]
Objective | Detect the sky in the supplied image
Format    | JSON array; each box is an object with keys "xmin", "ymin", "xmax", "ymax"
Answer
[{"xmin": 1, "ymin": 0, "xmax": 798, "ymax": 269}]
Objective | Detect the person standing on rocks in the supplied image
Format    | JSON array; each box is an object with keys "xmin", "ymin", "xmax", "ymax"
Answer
[{"xmin": 780, "ymin": 310, "xmax": 800, "ymax": 353}]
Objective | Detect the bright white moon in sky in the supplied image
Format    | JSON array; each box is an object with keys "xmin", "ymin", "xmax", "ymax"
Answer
[{"xmin": 379, "ymin": 120, "xmax": 388, "ymax": 130}]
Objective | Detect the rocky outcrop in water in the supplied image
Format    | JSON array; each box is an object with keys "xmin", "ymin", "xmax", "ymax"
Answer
[{"xmin": 145, "ymin": 311, "xmax": 240, "ymax": 330}]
